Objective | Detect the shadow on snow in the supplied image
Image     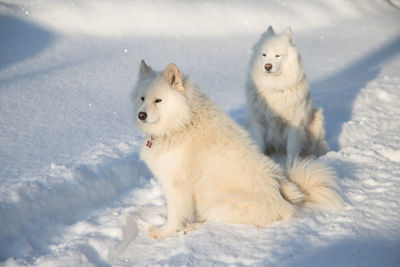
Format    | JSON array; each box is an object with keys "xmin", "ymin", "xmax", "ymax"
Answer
[
  {"xmin": 0, "ymin": 13, "xmax": 54, "ymax": 70},
  {"xmin": 311, "ymin": 35, "xmax": 400, "ymax": 150}
]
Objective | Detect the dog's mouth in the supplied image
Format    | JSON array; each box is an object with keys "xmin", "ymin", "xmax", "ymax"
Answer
[
  {"xmin": 137, "ymin": 116, "xmax": 160, "ymax": 125},
  {"xmin": 264, "ymin": 69, "xmax": 280, "ymax": 75}
]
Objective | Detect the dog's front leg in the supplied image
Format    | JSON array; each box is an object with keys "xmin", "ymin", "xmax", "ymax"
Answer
[
  {"xmin": 149, "ymin": 179, "xmax": 193, "ymax": 239},
  {"xmin": 249, "ymin": 114, "xmax": 267, "ymax": 154},
  {"xmin": 286, "ymin": 126, "xmax": 305, "ymax": 164}
]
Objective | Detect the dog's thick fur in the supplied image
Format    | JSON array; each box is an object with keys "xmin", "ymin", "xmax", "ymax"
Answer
[
  {"xmin": 132, "ymin": 61, "xmax": 342, "ymax": 239},
  {"xmin": 246, "ymin": 26, "xmax": 329, "ymax": 163}
]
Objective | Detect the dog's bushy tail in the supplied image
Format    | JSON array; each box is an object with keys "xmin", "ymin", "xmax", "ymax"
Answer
[{"xmin": 283, "ymin": 159, "xmax": 343, "ymax": 209}]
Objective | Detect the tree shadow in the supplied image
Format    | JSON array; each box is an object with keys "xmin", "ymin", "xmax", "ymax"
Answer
[
  {"xmin": 311, "ymin": 35, "xmax": 400, "ymax": 150},
  {"xmin": 0, "ymin": 13, "xmax": 54, "ymax": 70}
]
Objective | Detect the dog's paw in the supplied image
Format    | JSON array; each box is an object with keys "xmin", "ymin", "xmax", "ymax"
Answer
[
  {"xmin": 183, "ymin": 223, "xmax": 203, "ymax": 235},
  {"xmin": 148, "ymin": 226, "xmax": 163, "ymax": 239},
  {"xmin": 148, "ymin": 226, "xmax": 178, "ymax": 239}
]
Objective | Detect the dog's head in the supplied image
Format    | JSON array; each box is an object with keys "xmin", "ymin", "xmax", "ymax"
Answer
[
  {"xmin": 132, "ymin": 61, "xmax": 192, "ymax": 136},
  {"xmin": 255, "ymin": 26, "xmax": 298, "ymax": 76}
]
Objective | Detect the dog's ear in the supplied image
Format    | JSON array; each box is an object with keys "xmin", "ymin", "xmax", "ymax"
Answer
[
  {"xmin": 266, "ymin": 25, "xmax": 275, "ymax": 35},
  {"xmin": 139, "ymin": 60, "xmax": 153, "ymax": 76},
  {"xmin": 285, "ymin": 27, "xmax": 294, "ymax": 43},
  {"xmin": 163, "ymin": 63, "xmax": 184, "ymax": 92}
]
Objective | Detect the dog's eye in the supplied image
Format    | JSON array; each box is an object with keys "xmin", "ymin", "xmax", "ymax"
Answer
[
  {"xmin": 275, "ymin": 55, "xmax": 281, "ymax": 58},
  {"xmin": 140, "ymin": 96, "xmax": 145, "ymax": 101},
  {"xmin": 154, "ymin": 99, "xmax": 162, "ymax": 103},
  {"xmin": 262, "ymin": 53, "xmax": 266, "ymax": 57}
]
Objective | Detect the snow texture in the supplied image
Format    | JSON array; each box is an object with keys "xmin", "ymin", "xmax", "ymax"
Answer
[{"xmin": 0, "ymin": 0, "xmax": 400, "ymax": 266}]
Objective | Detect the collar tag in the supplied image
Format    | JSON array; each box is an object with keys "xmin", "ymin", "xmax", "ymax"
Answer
[{"xmin": 146, "ymin": 140, "xmax": 153, "ymax": 148}]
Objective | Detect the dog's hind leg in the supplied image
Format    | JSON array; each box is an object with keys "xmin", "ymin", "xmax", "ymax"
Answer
[
  {"xmin": 204, "ymin": 194, "xmax": 294, "ymax": 227},
  {"xmin": 307, "ymin": 108, "xmax": 329, "ymax": 156}
]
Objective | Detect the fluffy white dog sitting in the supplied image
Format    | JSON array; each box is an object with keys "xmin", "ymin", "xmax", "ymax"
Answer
[
  {"xmin": 246, "ymin": 26, "xmax": 329, "ymax": 164},
  {"xmin": 132, "ymin": 61, "xmax": 342, "ymax": 239}
]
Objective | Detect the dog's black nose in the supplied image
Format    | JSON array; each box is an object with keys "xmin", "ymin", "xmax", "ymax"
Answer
[
  {"xmin": 265, "ymin": 63, "xmax": 272, "ymax": 71},
  {"xmin": 138, "ymin": 112, "xmax": 147, "ymax": 121}
]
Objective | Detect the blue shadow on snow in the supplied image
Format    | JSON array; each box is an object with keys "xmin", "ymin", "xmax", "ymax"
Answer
[
  {"xmin": 311, "ymin": 35, "xmax": 400, "ymax": 150},
  {"xmin": 0, "ymin": 12, "xmax": 54, "ymax": 70},
  {"xmin": 279, "ymin": 236, "xmax": 400, "ymax": 267}
]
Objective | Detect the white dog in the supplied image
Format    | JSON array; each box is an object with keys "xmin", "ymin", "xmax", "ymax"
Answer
[
  {"xmin": 246, "ymin": 26, "xmax": 329, "ymax": 164},
  {"xmin": 132, "ymin": 61, "xmax": 342, "ymax": 239}
]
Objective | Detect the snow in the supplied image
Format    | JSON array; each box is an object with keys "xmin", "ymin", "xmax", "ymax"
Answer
[{"xmin": 1, "ymin": 0, "xmax": 400, "ymax": 266}]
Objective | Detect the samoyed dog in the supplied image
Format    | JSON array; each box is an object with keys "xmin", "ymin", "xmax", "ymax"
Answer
[
  {"xmin": 246, "ymin": 26, "xmax": 329, "ymax": 164},
  {"xmin": 132, "ymin": 60, "xmax": 342, "ymax": 239}
]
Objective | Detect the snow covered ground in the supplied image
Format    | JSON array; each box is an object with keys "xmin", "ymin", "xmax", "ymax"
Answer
[{"xmin": 1, "ymin": 0, "xmax": 400, "ymax": 266}]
